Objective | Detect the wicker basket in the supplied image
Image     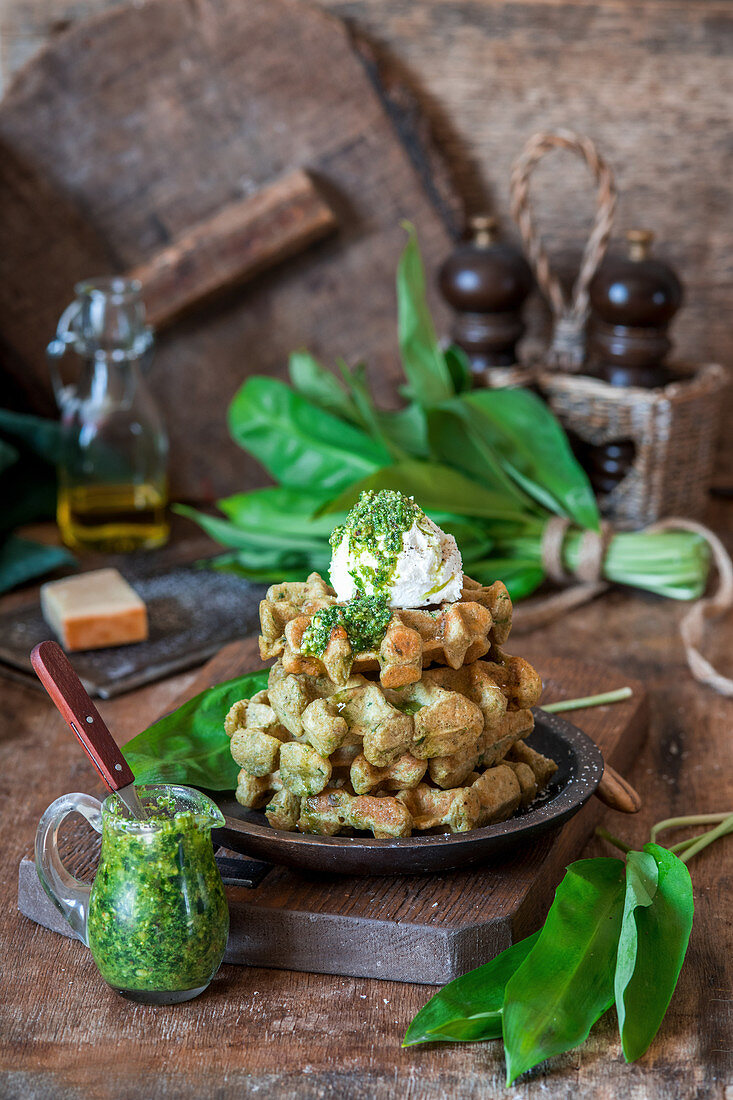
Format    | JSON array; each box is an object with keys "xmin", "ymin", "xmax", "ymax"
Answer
[
  {"xmin": 538, "ymin": 363, "xmax": 729, "ymax": 527},
  {"xmin": 506, "ymin": 131, "xmax": 729, "ymax": 528}
]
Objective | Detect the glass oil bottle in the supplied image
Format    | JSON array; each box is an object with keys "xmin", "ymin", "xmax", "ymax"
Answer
[{"xmin": 47, "ymin": 278, "xmax": 169, "ymax": 552}]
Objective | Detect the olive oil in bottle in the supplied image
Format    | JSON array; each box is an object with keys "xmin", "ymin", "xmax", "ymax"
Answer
[
  {"xmin": 57, "ymin": 482, "xmax": 169, "ymax": 553},
  {"xmin": 48, "ymin": 278, "xmax": 169, "ymax": 554}
]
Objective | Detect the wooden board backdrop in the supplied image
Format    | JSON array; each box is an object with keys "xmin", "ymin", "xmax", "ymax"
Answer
[
  {"xmin": 0, "ymin": 0, "xmax": 456, "ymax": 500},
  {"xmin": 1, "ymin": 0, "xmax": 731, "ymax": 483}
]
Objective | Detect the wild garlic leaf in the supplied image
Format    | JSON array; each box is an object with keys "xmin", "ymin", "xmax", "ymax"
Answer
[
  {"xmin": 377, "ymin": 403, "xmax": 430, "ymax": 459},
  {"xmin": 465, "ymin": 389, "xmax": 601, "ymax": 531},
  {"xmin": 403, "ymin": 931, "xmax": 540, "ymax": 1046},
  {"xmin": 207, "ymin": 554, "xmax": 325, "ymax": 583},
  {"xmin": 123, "ymin": 670, "xmax": 269, "ymax": 789},
  {"xmin": 335, "ymin": 360, "xmax": 404, "ymax": 459},
  {"xmin": 427, "ymin": 402, "xmax": 540, "ymax": 513},
  {"xmin": 397, "ymin": 223, "xmax": 454, "ymax": 407},
  {"xmin": 228, "ymin": 377, "xmax": 390, "ymax": 492},
  {"xmin": 323, "ymin": 460, "xmax": 528, "ymax": 522},
  {"xmin": 503, "ymin": 857, "xmax": 626, "ymax": 1086},
  {"xmin": 467, "ymin": 557, "xmax": 545, "ymax": 601},
  {"xmin": 443, "ymin": 345, "xmax": 473, "ymax": 394},
  {"xmin": 288, "ymin": 351, "xmax": 359, "ymax": 423},
  {"xmin": 174, "ymin": 505, "xmax": 328, "ymax": 553},
  {"xmin": 217, "ymin": 487, "xmax": 341, "ymax": 539},
  {"xmin": 615, "ymin": 844, "xmax": 694, "ymax": 1063}
]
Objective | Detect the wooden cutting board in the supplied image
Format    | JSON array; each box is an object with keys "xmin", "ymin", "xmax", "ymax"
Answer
[
  {"xmin": 0, "ymin": 0, "xmax": 458, "ymax": 501},
  {"xmin": 18, "ymin": 637, "xmax": 647, "ymax": 984}
]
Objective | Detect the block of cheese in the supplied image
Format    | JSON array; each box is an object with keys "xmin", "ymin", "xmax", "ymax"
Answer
[{"xmin": 40, "ymin": 568, "xmax": 148, "ymax": 651}]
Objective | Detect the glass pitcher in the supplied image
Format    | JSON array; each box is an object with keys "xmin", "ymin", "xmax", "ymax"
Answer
[
  {"xmin": 47, "ymin": 278, "xmax": 169, "ymax": 552},
  {"xmin": 35, "ymin": 784, "xmax": 229, "ymax": 1004}
]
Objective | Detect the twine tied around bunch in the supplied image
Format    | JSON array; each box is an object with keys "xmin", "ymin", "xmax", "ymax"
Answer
[
  {"xmin": 514, "ymin": 517, "xmax": 733, "ymax": 698},
  {"xmin": 510, "ymin": 130, "xmax": 617, "ymax": 371}
]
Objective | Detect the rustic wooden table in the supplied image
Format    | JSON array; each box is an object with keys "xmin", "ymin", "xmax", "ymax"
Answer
[{"xmin": 1, "ymin": 508, "xmax": 732, "ymax": 1099}]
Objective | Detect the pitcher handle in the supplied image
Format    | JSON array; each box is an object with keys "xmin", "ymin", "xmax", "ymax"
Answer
[
  {"xmin": 35, "ymin": 792, "xmax": 103, "ymax": 945},
  {"xmin": 46, "ymin": 299, "xmax": 82, "ymax": 408}
]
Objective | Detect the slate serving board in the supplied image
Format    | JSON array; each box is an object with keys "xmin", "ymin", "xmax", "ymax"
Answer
[
  {"xmin": 0, "ymin": 564, "xmax": 266, "ymax": 698},
  {"xmin": 18, "ymin": 640, "xmax": 648, "ymax": 984}
]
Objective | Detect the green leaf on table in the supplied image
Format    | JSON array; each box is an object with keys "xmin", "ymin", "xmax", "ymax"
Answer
[
  {"xmin": 615, "ymin": 843, "xmax": 694, "ymax": 1063},
  {"xmin": 122, "ymin": 670, "xmax": 270, "ymax": 789},
  {"xmin": 0, "ymin": 535, "xmax": 73, "ymax": 595},
  {"xmin": 397, "ymin": 223, "xmax": 453, "ymax": 406},
  {"xmin": 228, "ymin": 377, "xmax": 390, "ymax": 493},
  {"xmin": 464, "ymin": 389, "xmax": 600, "ymax": 531},
  {"xmin": 288, "ymin": 351, "xmax": 359, "ymax": 423},
  {"xmin": 403, "ymin": 931, "xmax": 540, "ymax": 1046},
  {"xmin": 324, "ymin": 460, "xmax": 528, "ymax": 522},
  {"xmin": 503, "ymin": 857, "xmax": 626, "ymax": 1085}
]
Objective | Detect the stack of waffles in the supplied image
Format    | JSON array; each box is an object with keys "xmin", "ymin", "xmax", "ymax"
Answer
[{"xmin": 225, "ymin": 572, "xmax": 556, "ymax": 838}]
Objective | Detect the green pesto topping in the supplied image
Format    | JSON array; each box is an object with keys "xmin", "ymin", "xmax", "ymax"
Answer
[
  {"xmin": 87, "ymin": 801, "xmax": 229, "ymax": 994},
  {"xmin": 301, "ymin": 594, "xmax": 392, "ymax": 656},
  {"xmin": 330, "ymin": 489, "xmax": 428, "ymax": 596}
]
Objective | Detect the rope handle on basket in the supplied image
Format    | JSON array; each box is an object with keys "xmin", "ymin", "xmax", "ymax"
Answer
[
  {"xmin": 510, "ymin": 130, "xmax": 617, "ymax": 371},
  {"xmin": 515, "ymin": 517, "xmax": 733, "ymax": 697}
]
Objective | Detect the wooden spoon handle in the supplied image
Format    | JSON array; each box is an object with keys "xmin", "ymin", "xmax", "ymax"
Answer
[
  {"xmin": 595, "ymin": 763, "xmax": 642, "ymax": 814},
  {"xmin": 30, "ymin": 640, "xmax": 136, "ymax": 794}
]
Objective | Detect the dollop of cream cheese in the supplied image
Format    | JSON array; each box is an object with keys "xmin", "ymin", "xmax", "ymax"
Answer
[{"xmin": 330, "ymin": 511, "xmax": 463, "ymax": 608}]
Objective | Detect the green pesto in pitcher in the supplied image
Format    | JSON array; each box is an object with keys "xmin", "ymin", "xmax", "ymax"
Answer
[
  {"xmin": 87, "ymin": 794, "xmax": 229, "ymax": 1000},
  {"xmin": 36, "ymin": 784, "xmax": 229, "ymax": 1005}
]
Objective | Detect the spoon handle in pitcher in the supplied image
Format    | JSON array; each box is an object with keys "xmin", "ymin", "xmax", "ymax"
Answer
[{"xmin": 31, "ymin": 640, "xmax": 139, "ymax": 796}]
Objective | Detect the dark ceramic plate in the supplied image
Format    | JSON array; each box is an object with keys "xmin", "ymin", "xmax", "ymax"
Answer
[{"xmin": 212, "ymin": 709, "xmax": 604, "ymax": 875}]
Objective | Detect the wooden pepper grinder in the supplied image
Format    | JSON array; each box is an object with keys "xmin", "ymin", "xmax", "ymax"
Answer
[
  {"xmin": 589, "ymin": 228, "xmax": 683, "ymax": 387},
  {"xmin": 585, "ymin": 229, "xmax": 684, "ymax": 494},
  {"xmin": 438, "ymin": 216, "xmax": 533, "ymax": 377}
]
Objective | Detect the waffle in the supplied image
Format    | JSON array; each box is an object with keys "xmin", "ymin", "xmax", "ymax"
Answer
[
  {"xmin": 258, "ymin": 572, "xmax": 513, "ymax": 688},
  {"xmin": 226, "ymin": 646, "xmax": 551, "ymax": 837},
  {"xmin": 228, "ymin": 556, "xmax": 552, "ymax": 839}
]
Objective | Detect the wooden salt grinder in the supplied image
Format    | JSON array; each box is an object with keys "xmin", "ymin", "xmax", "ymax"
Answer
[
  {"xmin": 438, "ymin": 216, "xmax": 533, "ymax": 378},
  {"xmin": 585, "ymin": 229, "xmax": 683, "ymax": 493}
]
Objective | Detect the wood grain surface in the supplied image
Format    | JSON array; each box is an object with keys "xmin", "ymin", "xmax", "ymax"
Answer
[{"xmin": 2, "ymin": 505, "xmax": 732, "ymax": 1097}]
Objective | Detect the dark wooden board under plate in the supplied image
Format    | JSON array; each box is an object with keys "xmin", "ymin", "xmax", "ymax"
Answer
[{"xmin": 19, "ymin": 637, "xmax": 647, "ymax": 983}]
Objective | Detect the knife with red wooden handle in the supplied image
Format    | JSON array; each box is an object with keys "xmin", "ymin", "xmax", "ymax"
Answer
[{"xmin": 31, "ymin": 640, "xmax": 147, "ymax": 819}]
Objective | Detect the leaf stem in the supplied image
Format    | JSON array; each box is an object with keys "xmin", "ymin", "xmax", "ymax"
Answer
[
  {"xmin": 650, "ymin": 812, "xmax": 733, "ymax": 844},
  {"xmin": 678, "ymin": 814, "xmax": 733, "ymax": 865},
  {"xmin": 667, "ymin": 833, "xmax": 710, "ymax": 855},
  {"xmin": 541, "ymin": 687, "xmax": 633, "ymax": 713},
  {"xmin": 595, "ymin": 827, "xmax": 632, "ymax": 854}
]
